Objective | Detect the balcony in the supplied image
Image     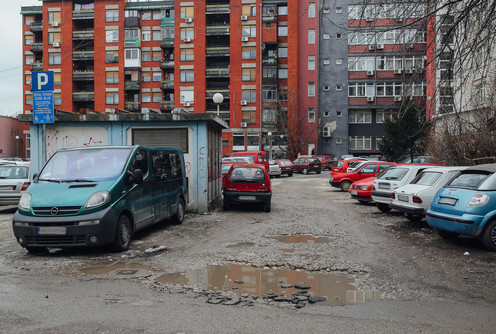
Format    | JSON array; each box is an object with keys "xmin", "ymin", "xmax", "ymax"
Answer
[
  {"xmin": 263, "ymin": 77, "xmax": 278, "ymax": 85},
  {"xmin": 73, "ymin": 91, "xmax": 95, "ymax": 102},
  {"xmin": 161, "ymin": 101, "xmax": 174, "ymax": 109},
  {"xmin": 31, "ymin": 62, "xmax": 43, "ymax": 71},
  {"xmin": 30, "ymin": 43, "xmax": 43, "ymax": 53},
  {"xmin": 206, "ymin": 46, "xmax": 230, "ymax": 57},
  {"xmin": 72, "ymin": 10, "xmax": 94, "ymax": 20},
  {"xmin": 206, "ymin": 67, "xmax": 230, "ymax": 78},
  {"xmin": 262, "ymin": 13, "xmax": 278, "ymax": 23},
  {"xmin": 73, "ymin": 50, "xmax": 94, "ymax": 61},
  {"xmin": 206, "ymin": 90, "xmax": 230, "ymax": 99},
  {"xmin": 125, "ymin": 81, "xmax": 141, "ymax": 90},
  {"xmin": 206, "ymin": 25, "xmax": 230, "ymax": 35},
  {"xmin": 73, "ymin": 30, "xmax": 94, "ymax": 40},
  {"xmin": 125, "ymin": 16, "xmax": 140, "ymax": 28},
  {"xmin": 73, "ymin": 70, "xmax": 94, "ymax": 81},
  {"xmin": 161, "ymin": 38, "xmax": 174, "ymax": 49},
  {"xmin": 161, "ymin": 80, "xmax": 174, "ymax": 90},
  {"xmin": 206, "ymin": 4, "xmax": 230, "ymax": 14},
  {"xmin": 160, "ymin": 60, "xmax": 174, "ymax": 70},
  {"xmin": 30, "ymin": 22, "xmax": 42, "ymax": 32},
  {"xmin": 125, "ymin": 101, "xmax": 140, "ymax": 111},
  {"xmin": 262, "ymin": 56, "xmax": 277, "ymax": 65}
]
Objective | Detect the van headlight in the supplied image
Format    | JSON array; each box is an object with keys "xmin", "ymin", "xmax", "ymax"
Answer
[
  {"xmin": 83, "ymin": 191, "xmax": 111, "ymax": 210},
  {"xmin": 18, "ymin": 193, "xmax": 32, "ymax": 211}
]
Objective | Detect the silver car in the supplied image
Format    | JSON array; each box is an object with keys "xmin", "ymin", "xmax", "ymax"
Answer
[
  {"xmin": 0, "ymin": 164, "xmax": 31, "ymax": 206},
  {"xmin": 268, "ymin": 160, "xmax": 282, "ymax": 178}
]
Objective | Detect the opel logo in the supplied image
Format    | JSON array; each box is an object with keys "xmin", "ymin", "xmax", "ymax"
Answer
[{"xmin": 50, "ymin": 207, "xmax": 59, "ymax": 215}]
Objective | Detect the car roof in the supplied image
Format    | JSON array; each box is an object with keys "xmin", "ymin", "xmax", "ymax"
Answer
[
  {"xmin": 464, "ymin": 163, "xmax": 496, "ymax": 173},
  {"xmin": 422, "ymin": 166, "xmax": 469, "ymax": 173}
]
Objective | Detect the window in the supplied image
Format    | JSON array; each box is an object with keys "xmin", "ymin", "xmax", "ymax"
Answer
[
  {"xmin": 242, "ymin": 90, "xmax": 257, "ymax": 103},
  {"xmin": 142, "ymin": 11, "xmax": 151, "ymax": 20},
  {"xmin": 349, "ymin": 136, "xmax": 372, "ymax": 150},
  {"xmin": 152, "ymin": 71, "xmax": 161, "ymax": 82},
  {"xmin": 54, "ymin": 72, "xmax": 61, "ymax": 85},
  {"xmin": 308, "ymin": 108, "xmax": 315, "ymax": 123},
  {"xmin": 25, "ymin": 93, "xmax": 33, "ymax": 105},
  {"xmin": 336, "ymin": 85, "xmax": 343, "ymax": 91},
  {"xmin": 180, "ymin": 89, "xmax": 194, "ymax": 103},
  {"xmin": 308, "ymin": 29, "xmax": 316, "ymax": 44},
  {"xmin": 152, "ymin": 92, "xmax": 162, "ymax": 103},
  {"xmin": 141, "ymin": 51, "xmax": 151, "ymax": 62},
  {"xmin": 106, "ymin": 71, "xmax": 119, "ymax": 84},
  {"xmin": 278, "ymin": 6, "xmax": 288, "ymax": 15},
  {"xmin": 25, "ymin": 35, "xmax": 33, "ymax": 45},
  {"xmin": 180, "ymin": 6, "xmax": 194, "ymax": 19},
  {"xmin": 263, "ymin": 67, "xmax": 277, "ymax": 78},
  {"xmin": 242, "ymin": 25, "xmax": 257, "ymax": 38},
  {"xmin": 323, "ymin": 33, "xmax": 330, "ymax": 40},
  {"xmin": 336, "ymin": 33, "xmax": 342, "ymax": 39},
  {"xmin": 323, "ymin": 111, "xmax": 330, "ymax": 117},
  {"xmin": 180, "ymin": 28, "xmax": 194, "ymax": 40},
  {"xmin": 323, "ymin": 85, "xmax": 330, "ymax": 91},
  {"xmin": 278, "ymin": 68, "xmax": 288, "ymax": 79},
  {"xmin": 233, "ymin": 133, "xmax": 245, "ymax": 148},
  {"xmin": 142, "ymin": 92, "xmax": 151, "ymax": 103},
  {"xmin": 336, "ymin": 7, "xmax": 343, "ymax": 13},
  {"xmin": 106, "ymin": 30, "xmax": 119, "ymax": 43},
  {"xmin": 125, "ymin": 29, "xmax": 139, "ymax": 46},
  {"xmin": 336, "ymin": 110, "xmax": 342, "ymax": 117},
  {"xmin": 242, "ymin": 110, "xmax": 256, "ymax": 124},
  {"xmin": 323, "ymin": 8, "xmax": 330, "ymax": 14},
  {"xmin": 106, "ymin": 9, "xmax": 119, "ymax": 22},
  {"xmin": 125, "ymin": 10, "xmax": 138, "ymax": 18},
  {"xmin": 48, "ymin": 52, "xmax": 61, "ymax": 65},
  {"xmin": 180, "ymin": 70, "xmax": 194, "ymax": 82},
  {"xmin": 54, "ymin": 93, "xmax": 61, "ymax": 106},
  {"xmin": 25, "ymin": 73, "xmax": 32, "ymax": 85},
  {"xmin": 336, "ymin": 58, "xmax": 343, "ymax": 65},
  {"xmin": 162, "ymin": 26, "xmax": 174, "ymax": 39},
  {"xmin": 376, "ymin": 56, "xmax": 403, "ymax": 71},
  {"xmin": 308, "ymin": 82, "xmax": 315, "ymax": 96},
  {"xmin": 242, "ymin": 46, "xmax": 256, "ymax": 60},
  {"xmin": 403, "ymin": 83, "xmax": 424, "ymax": 96},
  {"xmin": 25, "ymin": 54, "xmax": 34, "ymax": 65},
  {"xmin": 348, "ymin": 56, "xmax": 375, "ymax": 71},
  {"xmin": 180, "ymin": 49, "xmax": 194, "ymax": 61},
  {"xmin": 376, "ymin": 82, "xmax": 403, "ymax": 96},
  {"xmin": 439, "ymin": 51, "xmax": 453, "ymax": 80},
  {"xmin": 349, "ymin": 110, "xmax": 372, "ymax": 123},
  {"xmin": 308, "ymin": 56, "xmax": 315, "ymax": 70},
  {"xmin": 263, "ymin": 87, "xmax": 277, "ymax": 100},
  {"xmin": 106, "ymin": 50, "xmax": 119, "ymax": 63},
  {"xmin": 278, "ymin": 47, "xmax": 288, "ymax": 58},
  {"xmin": 152, "ymin": 11, "xmax": 162, "ymax": 20},
  {"xmin": 242, "ymin": 68, "xmax": 256, "ymax": 81},
  {"xmin": 348, "ymin": 83, "xmax": 375, "ymax": 97},
  {"xmin": 142, "ymin": 71, "xmax": 151, "ymax": 82},
  {"xmin": 278, "ymin": 26, "xmax": 288, "ymax": 37},
  {"xmin": 106, "ymin": 92, "xmax": 119, "ymax": 105},
  {"xmin": 323, "ymin": 59, "xmax": 330, "ymax": 65},
  {"xmin": 48, "ymin": 32, "xmax": 61, "ymax": 45},
  {"xmin": 242, "ymin": 4, "xmax": 256, "ymax": 16},
  {"xmin": 377, "ymin": 111, "xmax": 396, "ymax": 123},
  {"xmin": 153, "ymin": 30, "xmax": 161, "ymax": 41},
  {"xmin": 142, "ymin": 30, "xmax": 151, "ymax": 41},
  {"xmin": 25, "ymin": 16, "xmax": 34, "ymax": 25},
  {"xmin": 48, "ymin": 11, "xmax": 61, "ymax": 24},
  {"xmin": 153, "ymin": 51, "xmax": 162, "ymax": 62},
  {"xmin": 308, "ymin": 3, "xmax": 316, "ymax": 17}
]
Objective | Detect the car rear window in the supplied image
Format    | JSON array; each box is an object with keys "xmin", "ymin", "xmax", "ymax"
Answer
[
  {"xmin": 229, "ymin": 167, "xmax": 266, "ymax": 183},
  {"xmin": 411, "ymin": 171, "xmax": 442, "ymax": 186},
  {"xmin": 336, "ymin": 161, "xmax": 344, "ymax": 167},
  {"xmin": 447, "ymin": 171, "xmax": 490, "ymax": 189},
  {"xmin": 0, "ymin": 166, "xmax": 29, "ymax": 179},
  {"xmin": 279, "ymin": 160, "xmax": 291, "ymax": 166},
  {"xmin": 379, "ymin": 167, "xmax": 409, "ymax": 180}
]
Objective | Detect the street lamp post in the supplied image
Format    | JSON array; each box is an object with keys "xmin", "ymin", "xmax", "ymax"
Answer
[
  {"xmin": 15, "ymin": 136, "xmax": 19, "ymax": 158},
  {"xmin": 212, "ymin": 93, "xmax": 224, "ymax": 117},
  {"xmin": 268, "ymin": 132, "xmax": 272, "ymax": 160}
]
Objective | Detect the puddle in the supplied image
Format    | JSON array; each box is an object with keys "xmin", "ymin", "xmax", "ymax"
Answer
[
  {"xmin": 272, "ymin": 235, "xmax": 331, "ymax": 244},
  {"xmin": 156, "ymin": 264, "xmax": 380, "ymax": 306},
  {"xmin": 81, "ymin": 262, "xmax": 154, "ymax": 278}
]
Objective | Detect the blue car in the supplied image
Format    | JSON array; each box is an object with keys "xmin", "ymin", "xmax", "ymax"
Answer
[{"xmin": 426, "ymin": 164, "xmax": 496, "ymax": 251}]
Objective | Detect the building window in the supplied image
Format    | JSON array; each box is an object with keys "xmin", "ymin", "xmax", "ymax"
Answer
[
  {"xmin": 278, "ymin": 6, "xmax": 288, "ymax": 15},
  {"xmin": 348, "ymin": 83, "xmax": 375, "ymax": 97},
  {"xmin": 152, "ymin": 71, "xmax": 162, "ymax": 82},
  {"xmin": 25, "ymin": 54, "xmax": 34, "ymax": 65},
  {"xmin": 25, "ymin": 35, "xmax": 33, "ymax": 45},
  {"xmin": 233, "ymin": 133, "xmax": 245, "ymax": 148},
  {"xmin": 336, "ymin": 33, "xmax": 342, "ymax": 39},
  {"xmin": 323, "ymin": 33, "xmax": 330, "ymax": 40},
  {"xmin": 323, "ymin": 111, "xmax": 330, "ymax": 117},
  {"xmin": 48, "ymin": 32, "xmax": 61, "ymax": 45},
  {"xmin": 308, "ymin": 55, "xmax": 315, "ymax": 70},
  {"xmin": 377, "ymin": 111, "xmax": 396, "ymax": 123},
  {"xmin": 242, "ymin": 4, "xmax": 256, "ymax": 16},
  {"xmin": 323, "ymin": 85, "xmax": 330, "ymax": 91},
  {"xmin": 336, "ymin": 85, "xmax": 343, "ymax": 91},
  {"xmin": 349, "ymin": 56, "xmax": 376, "ymax": 71},
  {"xmin": 180, "ymin": 6, "xmax": 194, "ymax": 19},
  {"xmin": 153, "ymin": 30, "xmax": 161, "ymax": 41},
  {"xmin": 54, "ymin": 93, "xmax": 61, "ymax": 105},
  {"xmin": 106, "ymin": 9, "xmax": 119, "ymax": 22},
  {"xmin": 323, "ymin": 58, "xmax": 330, "ymax": 65},
  {"xmin": 336, "ymin": 58, "xmax": 343, "ymax": 65},
  {"xmin": 180, "ymin": 28, "xmax": 194, "ymax": 41},
  {"xmin": 308, "ymin": 108, "xmax": 315, "ymax": 123},
  {"xmin": 25, "ymin": 16, "xmax": 34, "ymax": 25},
  {"xmin": 48, "ymin": 11, "xmax": 61, "ymax": 24},
  {"xmin": 323, "ymin": 8, "xmax": 330, "ymax": 14},
  {"xmin": 376, "ymin": 82, "xmax": 403, "ymax": 97},
  {"xmin": 308, "ymin": 3, "xmax": 316, "ymax": 17},
  {"xmin": 349, "ymin": 136, "xmax": 372, "ymax": 150},
  {"xmin": 48, "ymin": 52, "xmax": 61, "ymax": 65},
  {"xmin": 263, "ymin": 67, "xmax": 277, "ymax": 78},
  {"xmin": 336, "ymin": 7, "xmax": 343, "ymax": 14},
  {"xmin": 106, "ymin": 50, "xmax": 119, "ymax": 63},
  {"xmin": 180, "ymin": 89, "xmax": 194, "ymax": 103},
  {"xmin": 180, "ymin": 70, "xmax": 194, "ymax": 82},
  {"xmin": 125, "ymin": 29, "xmax": 139, "ymax": 46},
  {"xmin": 106, "ymin": 30, "xmax": 119, "ymax": 43},
  {"xmin": 242, "ymin": 68, "xmax": 256, "ymax": 81},
  {"xmin": 141, "ymin": 51, "xmax": 151, "ymax": 62},
  {"xmin": 308, "ymin": 29, "xmax": 315, "ymax": 44},
  {"xmin": 25, "ymin": 93, "xmax": 33, "ymax": 105},
  {"xmin": 278, "ymin": 47, "xmax": 288, "ymax": 58},
  {"xmin": 242, "ymin": 90, "xmax": 257, "ymax": 103},
  {"xmin": 142, "ymin": 11, "xmax": 152, "ymax": 21},
  {"xmin": 25, "ymin": 73, "xmax": 32, "ymax": 85},
  {"xmin": 142, "ymin": 71, "xmax": 151, "ymax": 82},
  {"xmin": 106, "ymin": 92, "xmax": 119, "ymax": 105},
  {"xmin": 180, "ymin": 49, "xmax": 194, "ymax": 61},
  {"xmin": 336, "ymin": 110, "xmax": 343, "ymax": 117},
  {"xmin": 242, "ymin": 46, "xmax": 256, "ymax": 60},
  {"xmin": 54, "ymin": 72, "xmax": 61, "ymax": 85},
  {"xmin": 308, "ymin": 82, "xmax": 315, "ymax": 96},
  {"xmin": 277, "ymin": 68, "xmax": 287, "ymax": 79},
  {"xmin": 142, "ymin": 30, "xmax": 151, "ymax": 41},
  {"xmin": 349, "ymin": 110, "xmax": 372, "ymax": 123},
  {"xmin": 152, "ymin": 11, "xmax": 162, "ymax": 20},
  {"xmin": 152, "ymin": 92, "xmax": 162, "ymax": 103},
  {"xmin": 278, "ymin": 26, "xmax": 288, "ymax": 37},
  {"xmin": 242, "ymin": 110, "xmax": 256, "ymax": 124},
  {"xmin": 242, "ymin": 25, "xmax": 257, "ymax": 38},
  {"xmin": 142, "ymin": 92, "xmax": 151, "ymax": 103}
]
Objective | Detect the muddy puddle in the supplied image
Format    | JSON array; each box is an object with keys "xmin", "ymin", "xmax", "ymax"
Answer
[
  {"xmin": 156, "ymin": 264, "xmax": 380, "ymax": 306},
  {"xmin": 271, "ymin": 235, "xmax": 331, "ymax": 244},
  {"xmin": 81, "ymin": 262, "xmax": 156, "ymax": 278}
]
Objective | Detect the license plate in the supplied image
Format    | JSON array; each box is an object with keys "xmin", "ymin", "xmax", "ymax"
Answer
[
  {"xmin": 398, "ymin": 194, "xmax": 409, "ymax": 202},
  {"xmin": 378, "ymin": 183, "xmax": 390, "ymax": 189},
  {"xmin": 37, "ymin": 227, "xmax": 67, "ymax": 235},
  {"xmin": 350, "ymin": 190, "xmax": 358, "ymax": 195},
  {"xmin": 312, "ymin": 165, "xmax": 319, "ymax": 168},
  {"xmin": 439, "ymin": 197, "xmax": 457, "ymax": 206},
  {"xmin": 239, "ymin": 195, "xmax": 256, "ymax": 201}
]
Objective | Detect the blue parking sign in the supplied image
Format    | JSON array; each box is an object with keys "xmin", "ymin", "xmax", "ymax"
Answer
[
  {"xmin": 32, "ymin": 71, "xmax": 54, "ymax": 92},
  {"xmin": 33, "ymin": 91, "xmax": 54, "ymax": 124}
]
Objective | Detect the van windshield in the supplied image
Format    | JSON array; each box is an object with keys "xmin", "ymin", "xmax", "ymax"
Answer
[{"xmin": 39, "ymin": 148, "xmax": 132, "ymax": 183}]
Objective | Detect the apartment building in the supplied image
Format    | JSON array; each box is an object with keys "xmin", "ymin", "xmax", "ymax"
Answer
[
  {"xmin": 21, "ymin": 0, "xmax": 317, "ymax": 158},
  {"xmin": 318, "ymin": 1, "xmax": 427, "ymax": 158}
]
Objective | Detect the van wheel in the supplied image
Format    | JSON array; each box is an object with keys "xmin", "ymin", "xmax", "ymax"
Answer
[
  {"xmin": 340, "ymin": 181, "xmax": 351, "ymax": 192},
  {"xmin": 376, "ymin": 203, "xmax": 391, "ymax": 213},
  {"xmin": 481, "ymin": 219, "xmax": 496, "ymax": 251},
  {"xmin": 264, "ymin": 202, "xmax": 271, "ymax": 212},
  {"xmin": 302, "ymin": 168, "xmax": 308, "ymax": 175},
  {"xmin": 405, "ymin": 213, "xmax": 423, "ymax": 222},
  {"xmin": 171, "ymin": 198, "xmax": 185, "ymax": 225},
  {"xmin": 112, "ymin": 215, "xmax": 132, "ymax": 252}
]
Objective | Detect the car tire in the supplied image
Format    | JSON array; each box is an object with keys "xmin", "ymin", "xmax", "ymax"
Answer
[
  {"xmin": 340, "ymin": 181, "xmax": 351, "ymax": 192},
  {"xmin": 264, "ymin": 202, "xmax": 271, "ymax": 212},
  {"xmin": 376, "ymin": 203, "xmax": 391, "ymax": 213},
  {"xmin": 112, "ymin": 214, "xmax": 132, "ymax": 252},
  {"xmin": 223, "ymin": 202, "xmax": 230, "ymax": 211},
  {"xmin": 302, "ymin": 168, "xmax": 308, "ymax": 175},
  {"xmin": 437, "ymin": 228, "xmax": 459, "ymax": 240},
  {"xmin": 405, "ymin": 213, "xmax": 423, "ymax": 222},
  {"xmin": 288, "ymin": 172, "xmax": 293, "ymax": 177},
  {"xmin": 316, "ymin": 170, "xmax": 321, "ymax": 174},
  {"xmin": 481, "ymin": 219, "xmax": 496, "ymax": 251},
  {"xmin": 171, "ymin": 198, "xmax": 185, "ymax": 225}
]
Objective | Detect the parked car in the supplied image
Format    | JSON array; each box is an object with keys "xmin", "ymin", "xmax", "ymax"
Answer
[
  {"xmin": 223, "ymin": 163, "xmax": 272, "ymax": 212},
  {"xmin": 315, "ymin": 155, "xmax": 336, "ymax": 171},
  {"xmin": 227, "ymin": 151, "xmax": 269, "ymax": 172},
  {"xmin": 389, "ymin": 166, "xmax": 468, "ymax": 222},
  {"xmin": 331, "ymin": 159, "xmax": 365, "ymax": 173},
  {"xmin": 276, "ymin": 159, "xmax": 295, "ymax": 177},
  {"xmin": 268, "ymin": 160, "xmax": 282, "ymax": 178},
  {"xmin": 426, "ymin": 164, "xmax": 496, "ymax": 251},
  {"xmin": 222, "ymin": 156, "xmax": 251, "ymax": 164},
  {"xmin": 0, "ymin": 164, "xmax": 31, "ymax": 206},
  {"xmin": 330, "ymin": 161, "xmax": 396, "ymax": 192},
  {"xmin": 349, "ymin": 176, "xmax": 376, "ymax": 203},
  {"xmin": 293, "ymin": 157, "xmax": 322, "ymax": 174},
  {"xmin": 398, "ymin": 155, "xmax": 432, "ymax": 164},
  {"xmin": 371, "ymin": 164, "xmax": 445, "ymax": 213},
  {"xmin": 222, "ymin": 162, "xmax": 245, "ymax": 186}
]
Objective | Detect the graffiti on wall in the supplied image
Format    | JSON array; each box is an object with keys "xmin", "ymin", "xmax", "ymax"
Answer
[{"xmin": 46, "ymin": 127, "xmax": 108, "ymax": 158}]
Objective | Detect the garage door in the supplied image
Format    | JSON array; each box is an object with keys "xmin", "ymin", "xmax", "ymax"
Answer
[{"xmin": 132, "ymin": 128, "xmax": 188, "ymax": 153}]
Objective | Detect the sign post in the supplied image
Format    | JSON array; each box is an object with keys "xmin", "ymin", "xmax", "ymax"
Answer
[{"xmin": 32, "ymin": 71, "xmax": 55, "ymax": 165}]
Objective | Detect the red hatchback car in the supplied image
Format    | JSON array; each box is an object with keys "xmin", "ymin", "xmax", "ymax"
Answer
[
  {"xmin": 315, "ymin": 155, "xmax": 336, "ymax": 171},
  {"xmin": 330, "ymin": 161, "xmax": 396, "ymax": 191},
  {"xmin": 276, "ymin": 159, "xmax": 295, "ymax": 177},
  {"xmin": 223, "ymin": 164, "xmax": 272, "ymax": 212},
  {"xmin": 349, "ymin": 176, "xmax": 376, "ymax": 203},
  {"xmin": 293, "ymin": 157, "xmax": 322, "ymax": 174}
]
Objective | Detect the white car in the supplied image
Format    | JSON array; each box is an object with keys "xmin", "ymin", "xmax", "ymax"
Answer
[
  {"xmin": 268, "ymin": 160, "xmax": 282, "ymax": 178},
  {"xmin": 0, "ymin": 164, "xmax": 31, "ymax": 206},
  {"xmin": 371, "ymin": 164, "xmax": 443, "ymax": 213},
  {"xmin": 389, "ymin": 166, "xmax": 468, "ymax": 221},
  {"xmin": 221, "ymin": 156, "xmax": 251, "ymax": 164}
]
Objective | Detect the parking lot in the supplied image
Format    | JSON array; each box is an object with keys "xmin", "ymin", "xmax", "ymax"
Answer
[{"xmin": 1, "ymin": 172, "xmax": 495, "ymax": 333}]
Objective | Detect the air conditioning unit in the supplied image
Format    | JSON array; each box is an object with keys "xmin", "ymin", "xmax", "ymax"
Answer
[
  {"xmin": 366, "ymin": 70, "xmax": 374, "ymax": 76},
  {"xmin": 394, "ymin": 96, "xmax": 402, "ymax": 102},
  {"xmin": 394, "ymin": 69, "xmax": 402, "ymax": 74},
  {"xmin": 52, "ymin": 22, "xmax": 59, "ymax": 27},
  {"xmin": 376, "ymin": 44, "xmax": 384, "ymax": 50},
  {"xmin": 365, "ymin": 16, "xmax": 373, "ymax": 22},
  {"xmin": 241, "ymin": 15, "xmax": 248, "ymax": 21},
  {"xmin": 240, "ymin": 122, "xmax": 248, "ymax": 128},
  {"xmin": 241, "ymin": 36, "xmax": 249, "ymax": 42},
  {"xmin": 185, "ymin": 17, "xmax": 193, "ymax": 23},
  {"xmin": 323, "ymin": 127, "xmax": 332, "ymax": 137},
  {"xmin": 184, "ymin": 37, "xmax": 191, "ymax": 42},
  {"xmin": 53, "ymin": 42, "xmax": 60, "ymax": 47},
  {"xmin": 368, "ymin": 44, "xmax": 375, "ymax": 51},
  {"xmin": 366, "ymin": 96, "xmax": 375, "ymax": 102},
  {"xmin": 184, "ymin": 101, "xmax": 191, "ymax": 107},
  {"xmin": 406, "ymin": 68, "xmax": 414, "ymax": 74},
  {"xmin": 240, "ymin": 100, "xmax": 247, "ymax": 105}
]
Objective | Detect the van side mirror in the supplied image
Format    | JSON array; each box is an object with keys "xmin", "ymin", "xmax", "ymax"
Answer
[
  {"xmin": 127, "ymin": 169, "xmax": 144, "ymax": 185},
  {"xmin": 33, "ymin": 173, "xmax": 38, "ymax": 181}
]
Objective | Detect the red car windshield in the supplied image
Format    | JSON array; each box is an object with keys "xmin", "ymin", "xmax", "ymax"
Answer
[{"xmin": 229, "ymin": 167, "xmax": 266, "ymax": 183}]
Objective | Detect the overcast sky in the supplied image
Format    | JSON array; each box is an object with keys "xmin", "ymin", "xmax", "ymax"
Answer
[{"xmin": 0, "ymin": 0, "xmax": 41, "ymax": 117}]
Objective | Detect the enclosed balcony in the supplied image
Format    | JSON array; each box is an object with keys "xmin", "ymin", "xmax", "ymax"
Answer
[
  {"xmin": 73, "ymin": 30, "xmax": 94, "ymax": 40},
  {"xmin": 206, "ymin": 46, "xmax": 230, "ymax": 57},
  {"xmin": 73, "ymin": 70, "xmax": 94, "ymax": 81},
  {"xmin": 160, "ymin": 80, "xmax": 174, "ymax": 90},
  {"xmin": 73, "ymin": 6, "xmax": 94, "ymax": 20},
  {"xmin": 206, "ymin": 67, "xmax": 230, "ymax": 78},
  {"xmin": 206, "ymin": 25, "xmax": 230, "ymax": 35},
  {"xmin": 125, "ymin": 81, "xmax": 141, "ymax": 90},
  {"xmin": 30, "ymin": 43, "xmax": 43, "ymax": 53},
  {"xmin": 161, "ymin": 38, "xmax": 174, "ymax": 49},
  {"xmin": 73, "ymin": 91, "xmax": 95, "ymax": 102},
  {"xmin": 125, "ymin": 16, "xmax": 140, "ymax": 28},
  {"xmin": 73, "ymin": 50, "xmax": 94, "ymax": 61},
  {"xmin": 206, "ymin": 4, "xmax": 230, "ymax": 14},
  {"xmin": 31, "ymin": 62, "xmax": 43, "ymax": 71},
  {"xmin": 160, "ymin": 60, "xmax": 174, "ymax": 70},
  {"xmin": 262, "ymin": 56, "xmax": 277, "ymax": 65},
  {"xmin": 124, "ymin": 101, "xmax": 140, "ymax": 112},
  {"xmin": 30, "ymin": 22, "xmax": 42, "ymax": 32}
]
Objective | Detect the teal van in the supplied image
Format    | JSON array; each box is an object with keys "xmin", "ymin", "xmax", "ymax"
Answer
[{"xmin": 12, "ymin": 145, "xmax": 187, "ymax": 253}]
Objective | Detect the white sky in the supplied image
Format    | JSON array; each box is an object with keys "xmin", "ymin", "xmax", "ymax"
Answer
[{"xmin": 0, "ymin": 0, "xmax": 42, "ymax": 117}]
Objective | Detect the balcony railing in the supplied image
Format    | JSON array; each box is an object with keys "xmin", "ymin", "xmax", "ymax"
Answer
[
  {"xmin": 30, "ymin": 22, "xmax": 42, "ymax": 32},
  {"xmin": 161, "ymin": 101, "xmax": 174, "ymax": 109},
  {"xmin": 73, "ymin": 50, "xmax": 94, "ymax": 61},
  {"xmin": 206, "ymin": 25, "xmax": 230, "ymax": 35},
  {"xmin": 125, "ymin": 17, "xmax": 140, "ymax": 28},
  {"xmin": 30, "ymin": 43, "xmax": 43, "ymax": 53},
  {"xmin": 31, "ymin": 62, "xmax": 43, "ymax": 71},
  {"xmin": 73, "ymin": 30, "xmax": 94, "ymax": 40},
  {"xmin": 160, "ymin": 60, "xmax": 174, "ymax": 70},
  {"xmin": 206, "ymin": 4, "xmax": 230, "ymax": 14},
  {"xmin": 72, "ymin": 10, "xmax": 94, "ymax": 20},
  {"xmin": 161, "ymin": 80, "xmax": 174, "ymax": 90},
  {"xmin": 262, "ymin": 13, "xmax": 278, "ymax": 23},
  {"xmin": 73, "ymin": 91, "xmax": 95, "ymax": 102},
  {"xmin": 206, "ymin": 46, "xmax": 230, "ymax": 56},
  {"xmin": 161, "ymin": 38, "xmax": 174, "ymax": 49},
  {"xmin": 125, "ymin": 81, "xmax": 141, "ymax": 90},
  {"xmin": 206, "ymin": 67, "xmax": 230, "ymax": 78},
  {"xmin": 73, "ymin": 71, "xmax": 94, "ymax": 81},
  {"xmin": 262, "ymin": 56, "xmax": 278, "ymax": 65},
  {"xmin": 205, "ymin": 90, "xmax": 230, "ymax": 99},
  {"xmin": 124, "ymin": 101, "xmax": 140, "ymax": 111}
]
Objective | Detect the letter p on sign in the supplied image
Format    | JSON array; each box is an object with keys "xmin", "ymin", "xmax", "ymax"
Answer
[{"xmin": 32, "ymin": 71, "xmax": 54, "ymax": 92}]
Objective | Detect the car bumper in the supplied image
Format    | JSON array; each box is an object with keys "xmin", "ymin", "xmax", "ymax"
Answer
[
  {"xmin": 389, "ymin": 203, "xmax": 425, "ymax": 216},
  {"xmin": 12, "ymin": 206, "xmax": 119, "ymax": 248},
  {"xmin": 0, "ymin": 197, "xmax": 21, "ymax": 206},
  {"xmin": 371, "ymin": 190, "xmax": 392, "ymax": 204},
  {"xmin": 329, "ymin": 180, "xmax": 340, "ymax": 188},
  {"xmin": 280, "ymin": 168, "xmax": 294, "ymax": 174},
  {"xmin": 426, "ymin": 211, "xmax": 484, "ymax": 236},
  {"xmin": 269, "ymin": 171, "xmax": 282, "ymax": 176},
  {"xmin": 223, "ymin": 191, "xmax": 271, "ymax": 205}
]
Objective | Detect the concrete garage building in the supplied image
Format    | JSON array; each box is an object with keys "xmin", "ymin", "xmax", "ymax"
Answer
[{"xmin": 19, "ymin": 112, "xmax": 227, "ymax": 213}]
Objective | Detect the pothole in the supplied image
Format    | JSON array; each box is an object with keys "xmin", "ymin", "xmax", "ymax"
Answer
[
  {"xmin": 271, "ymin": 235, "xmax": 331, "ymax": 244},
  {"xmin": 81, "ymin": 262, "xmax": 155, "ymax": 278}
]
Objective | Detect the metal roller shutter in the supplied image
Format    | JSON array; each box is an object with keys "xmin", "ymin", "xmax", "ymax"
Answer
[{"xmin": 132, "ymin": 128, "xmax": 188, "ymax": 153}]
